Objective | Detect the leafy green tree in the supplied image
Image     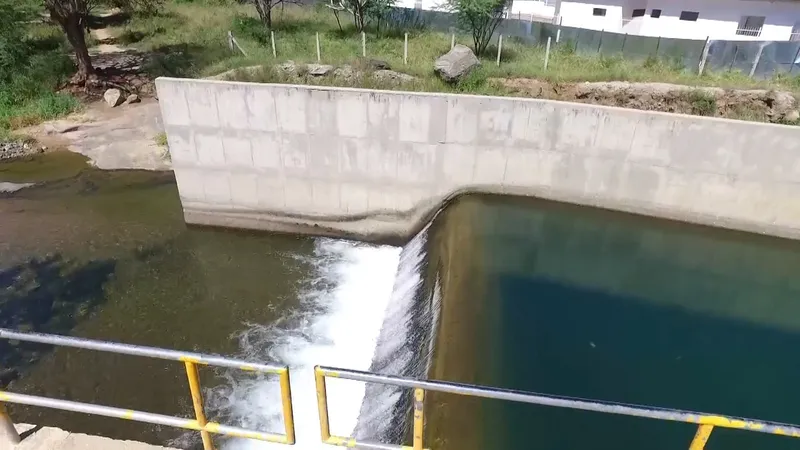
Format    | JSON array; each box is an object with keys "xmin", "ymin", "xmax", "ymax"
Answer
[
  {"xmin": 445, "ymin": 0, "xmax": 509, "ymax": 56},
  {"xmin": 43, "ymin": 0, "xmax": 162, "ymax": 84},
  {"xmin": 0, "ymin": 0, "xmax": 31, "ymax": 82}
]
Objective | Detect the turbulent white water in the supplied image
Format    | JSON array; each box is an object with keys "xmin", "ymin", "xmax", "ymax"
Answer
[{"xmin": 210, "ymin": 238, "xmax": 402, "ymax": 449}]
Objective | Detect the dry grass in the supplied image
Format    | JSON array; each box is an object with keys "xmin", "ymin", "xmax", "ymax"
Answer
[{"xmin": 113, "ymin": 1, "xmax": 800, "ymax": 97}]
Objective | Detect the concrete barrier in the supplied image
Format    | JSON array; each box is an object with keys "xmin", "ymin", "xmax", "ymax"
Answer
[{"xmin": 155, "ymin": 78, "xmax": 800, "ymax": 240}]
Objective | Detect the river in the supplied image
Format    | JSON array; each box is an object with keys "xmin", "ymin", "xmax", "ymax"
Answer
[{"xmin": 2, "ymin": 152, "xmax": 800, "ymax": 450}]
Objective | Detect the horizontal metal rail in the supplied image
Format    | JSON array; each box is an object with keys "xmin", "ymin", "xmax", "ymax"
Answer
[
  {"xmin": 0, "ymin": 328, "xmax": 295, "ymax": 450},
  {"xmin": 315, "ymin": 365, "xmax": 800, "ymax": 450}
]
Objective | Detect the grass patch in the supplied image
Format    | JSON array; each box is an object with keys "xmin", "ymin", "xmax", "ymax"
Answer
[
  {"xmin": 0, "ymin": 7, "xmax": 80, "ymax": 136},
  {"xmin": 109, "ymin": 1, "xmax": 800, "ymax": 98},
  {"xmin": 154, "ymin": 132, "xmax": 168, "ymax": 146},
  {"xmin": 687, "ymin": 90, "xmax": 717, "ymax": 116}
]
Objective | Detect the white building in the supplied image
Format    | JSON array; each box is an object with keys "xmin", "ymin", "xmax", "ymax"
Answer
[{"xmin": 508, "ymin": 0, "xmax": 800, "ymax": 41}]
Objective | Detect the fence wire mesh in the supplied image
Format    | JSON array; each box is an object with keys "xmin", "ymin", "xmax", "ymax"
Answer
[{"xmin": 386, "ymin": 6, "xmax": 800, "ymax": 79}]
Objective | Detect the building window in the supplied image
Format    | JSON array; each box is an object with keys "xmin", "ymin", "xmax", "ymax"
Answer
[
  {"xmin": 593, "ymin": 7, "xmax": 606, "ymax": 16},
  {"xmin": 737, "ymin": 15, "xmax": 765, "ymax": 37},
  {"xmin": 679, "ymin": 11, "xmax": 699, "ymax": 21},
  {"xmin": 632, "ymin": 8, "xmax": 645, "ymax": 17},
  {"xmin": 651, "ymin": 9, "xmax": 661, "ymax": 18}
]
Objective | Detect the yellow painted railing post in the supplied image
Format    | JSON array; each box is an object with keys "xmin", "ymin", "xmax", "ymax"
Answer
[
  {"xmin": 184, "ymin": 361, "xmax": 215, "ymax": 450},
  {"xmin": 689, "ymin": 424, "xmax": 714, "ymax": 450},
  {"xmin": 314, "ymin": 366, "xmax": 331, "ymax": 441},
  {"xmin": 278, "ymin": 368, "xmax": 296, "ymax": 445},
  {"xmin": 0, "ymin": 402, "xmax": 20, "ymax": 445},
  {"xmin": 413, "ymin": 388, "xmax": 424, "ymax": 450}
]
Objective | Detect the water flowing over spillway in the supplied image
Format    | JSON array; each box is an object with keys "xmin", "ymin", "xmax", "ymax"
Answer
[{"xmin": 207, "ymin": 231, "xmax": 435, "ymax": 449}]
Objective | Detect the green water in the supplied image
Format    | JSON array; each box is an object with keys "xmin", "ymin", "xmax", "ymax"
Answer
[
  {"xmin": 5, "ymin": 153, "xmax": 800, "ymax": 450},
  {"xmin": 0, "ymin": 153, "xmax": 317, "ymax": 445},
  {"xmin": 427, "ymin": 195, "xmax": 800, "ymax": 450}
]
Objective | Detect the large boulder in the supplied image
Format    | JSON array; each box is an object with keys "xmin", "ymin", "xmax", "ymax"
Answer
[
  {"xmin": 103, "ymin": 88, "xmax": 124, "ymax": 107},
  {"xmin": 434, "ymin": 44, "xmax": 480, "ymax": 83}
]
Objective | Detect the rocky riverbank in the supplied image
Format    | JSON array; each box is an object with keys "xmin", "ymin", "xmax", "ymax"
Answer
[{"xmin": 0, "ymin": 140, "xmax": 45, "ymax": 162}]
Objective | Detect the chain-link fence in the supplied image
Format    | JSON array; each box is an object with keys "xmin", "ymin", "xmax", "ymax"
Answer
[{"xmin": 385, "ymin": 6, "xmax": 800, "ymax": 79}]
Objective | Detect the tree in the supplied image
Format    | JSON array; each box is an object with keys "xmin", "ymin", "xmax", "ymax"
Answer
[
  {"xmin": 44, "ymin": 0, "xmax": 162, "ymax": 84},
  {"xmin": 445, "ymin": 0, "xmax": 509, "ymax": 56},
  {"xmin": 45, "ymin": 0, "xmax": 95, "ymax": 83},
  {"xmin": 327, "ymin": 0, "xmax": 395, "ymax": 33},
  {"xmin": 250, "ymin": 0, "xmax": 301, "ymax": 30},
  {"xmin": 0, "ymin": 1, "xmax": 30, "ymax": 83}
]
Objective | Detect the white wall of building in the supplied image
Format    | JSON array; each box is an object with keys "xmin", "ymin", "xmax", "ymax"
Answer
[
  {"xmin": 509, "ymin": 0, "xmax": 557, "ymax": 19},
  {"xmin": 558, "ymin": 1, "xmax": 629, "ymax": 31},
  {"xmin": 633, "ymin": 0, "xmax": 800, "ymax": 40}
]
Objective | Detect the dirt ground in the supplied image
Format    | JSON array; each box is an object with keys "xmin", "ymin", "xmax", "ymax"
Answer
[{"xmin": 493, "ymin": 78, "xmax": 800, "ymax": 124}]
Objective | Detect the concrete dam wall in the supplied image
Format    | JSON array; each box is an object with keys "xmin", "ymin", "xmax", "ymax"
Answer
[{"xmin": 155, "ymin": 78, "xmax": 800, "ymax": 240}]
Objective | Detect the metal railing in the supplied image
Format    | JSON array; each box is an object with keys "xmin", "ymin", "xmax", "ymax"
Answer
[
  {"xmin": 0, "ymin": 328, "xmax": 296, "ymax": 450},
  {"xmin": 314, "ymin": 365, "xmax": 800, "ymax": 450}
]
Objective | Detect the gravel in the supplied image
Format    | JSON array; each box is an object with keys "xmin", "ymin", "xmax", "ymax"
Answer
[{"xmin": 0, "ymin": 140, "xmax": 43, "ymax": 162}]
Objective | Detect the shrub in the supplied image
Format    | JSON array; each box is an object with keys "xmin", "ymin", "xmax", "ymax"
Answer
[{"xmin": 687, "ymin": 90, "xmax": 717, "ymax": 116}]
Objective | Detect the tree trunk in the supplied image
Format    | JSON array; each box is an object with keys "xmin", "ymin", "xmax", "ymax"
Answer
[
  {"xmin": 255, "ymin": 0, "xmax": 272, "ymax": 29},
  {"xmin": 59, "ymin": 14, "xmax": 94, "ymax": 83}
]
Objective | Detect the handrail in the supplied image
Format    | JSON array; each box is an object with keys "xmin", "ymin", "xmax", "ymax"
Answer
[
  {"xmin": 314, "ymin": 365, "xmax": 800, "ymax": 450},
  {"xmin": 0, "ymin": 328, "xmax": 296, "ymax": 450}
]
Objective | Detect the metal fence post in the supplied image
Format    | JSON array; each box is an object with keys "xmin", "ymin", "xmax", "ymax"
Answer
[
  {"xmin": 404, "ymin": 33, "xmax": 408, "ymax": 64},
  {"xmin": 790, "ymin": 45, "xmax": 800, "ymax": 73},
  {"xmin": 497, "ymin": 35, "xmax": 503, "ymax": 66},
  {"xmin": 413, "ymin": 388, "xmax": 424, "ymax": 450},
  {"xmin": 698, "ymin": 36, "xmax": 710, "ymax": 75},
  {"xmin": 598, "ymin": 29, "xmax": 604, "ymax": 53},
  {"xmin": 689, "ymin": 424, "xmax": 714, "ymax": 450},
  {"xmin": 749, "ymin": 43, "xmax": 764, "ymax": 78},
  {"xmin": 545, "ymin": 36, "xmax": 552, "ymax": 70},
  {"xmin": 316, "ymin": 32, "xmax": 321, "ymax": 62},
  {"xmin": 362, "ymin": 31, "xmax": 366, "ymax": 57},
  {"xmin": 278, "ymin": 368, "xmax": 296, "ymax": 445},
  {"xmin": 270, "ymin": 31, "xmax": 276, "ymax": 58},
  {"xmin": 314, "ymin": 367, "xmax": 331, "ymax": 441},
  {"xmin": 184, "ymin": 361, "xmax": 214, "ymax": 450},
  {"xmin": 0, "ymin": 403, "xmax": 20, "ymax": 446}
]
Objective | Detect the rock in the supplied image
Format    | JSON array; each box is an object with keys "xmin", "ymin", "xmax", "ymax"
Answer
[
  {"xmin": 434, "ymin": 44, "xmax": 480, "ymax": 83},
  {"xmin": 125, "ymin": 94, "xmax": 141, "ymax": 104},
  {"xmin": 364, "ymin": 59, "xmax": 391, "ymax": 70},
  {"xmin": 373, "ymin": 69, "xmax": 417, "ymax": 84},
  {"xmin": 307, "ymin": 64, "xmax": 334, "ymax": 77},
  {"xmin": 784, "ymin": 110, "xmax": 800, "ymax": 122},
  {"xmin": 103, "ymin": 88, "xmax": 124, "ymax": 107},
  {"xmin": 0, "ymin": 141, "xmax": 32, "ymax": 162},
  {"xmin": 333, "ymin": 65, "xmax": 357, "ymax": 81},
  {"xmin": 43, "ymin": 120, "xmax": 80, "ymax": 135},
  {"xmin": 277, "ymin": 60, "xmax": 298, "ymax": 75}
]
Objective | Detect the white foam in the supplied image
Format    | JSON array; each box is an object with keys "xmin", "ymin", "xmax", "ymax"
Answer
[{"xmin": 215, "ymin": 238, "xmax": 401, "ymax": 449}]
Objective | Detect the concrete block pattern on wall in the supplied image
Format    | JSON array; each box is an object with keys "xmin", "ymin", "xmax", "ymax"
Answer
[{"xmin": 156, "ymin": 78, "xmax": 800, "ymax": 240}]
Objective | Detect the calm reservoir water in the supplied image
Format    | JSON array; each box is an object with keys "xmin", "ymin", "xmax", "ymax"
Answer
[{"xmin": 2, "ymin": 153, "xmax": 800, "ymax": 450}]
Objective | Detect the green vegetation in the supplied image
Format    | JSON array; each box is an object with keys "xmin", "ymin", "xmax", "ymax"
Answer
[
  {"xmin": 444, "ymin": 0, "xmax": 509, "ymax": 56},
  {"xmin": 687, "ymin": 90, "xmax": 717, "ymax": 117},
  {"xmin": 4, "ymin": 0, "xmax": 800, "ymax": 138},
  {"xmin": 154, "ymin": 131, "xmax": 167, "ymax": 147},
  {"xmin": 0, "ymin": 0, "xmax": 80, "ymax": 137},
  {"xmin": 110, "ymin": 1, "xmax": 800, "ymax": 94}
]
